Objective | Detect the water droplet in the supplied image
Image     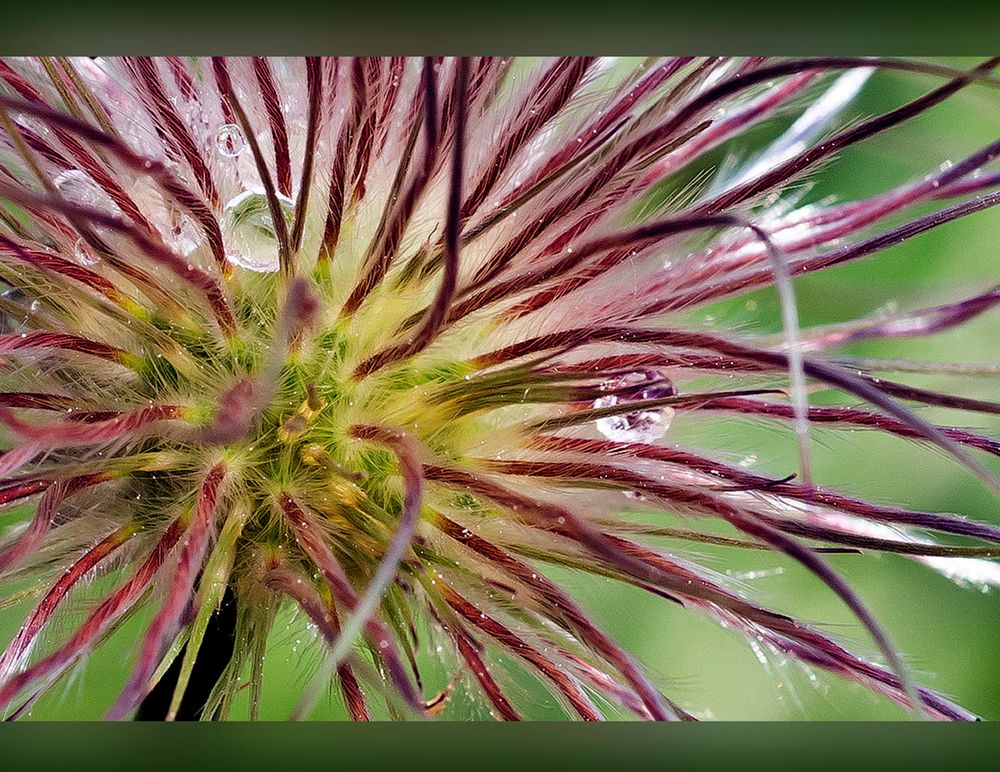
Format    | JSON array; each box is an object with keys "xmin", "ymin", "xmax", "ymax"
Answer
[
  {"xmin": 593, "ymin": 369, "xmax": 675, "ymax": 443},
  {"xmin": 54, "ymin": 170, "xmax": 118, "ymax": 214},
  {"xmin": 165, "ymin": 212, "xmax": 201, "ymax": 257},
  {"xmin": 215, "ymin": 123, "xmax": 247, "ymax": 157},
  {"xmin": 73, "ymin": 238, "xmax": 100, "ymax": 266},
  {"xmin": 732, "ymin": 566, "xmax": 784, "ymax": 581},
  {"xmin": 222, "ymin": 188, "xmax": 294, "ymax": 273}
]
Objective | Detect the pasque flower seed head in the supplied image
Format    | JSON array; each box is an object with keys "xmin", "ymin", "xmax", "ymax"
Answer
[{"xmin": 0, "ymin": 56, "xmax": 998, "ymax": 720}]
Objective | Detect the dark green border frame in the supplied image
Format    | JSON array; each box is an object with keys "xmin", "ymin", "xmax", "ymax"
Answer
[
  {"xmin": 4, "ymin": 723, "xmax": 1000, "ymax": 770},
  {"xmin": 1, "ymin": 4, "xmax": 999, "ymax": 769},
  {"xmin": 1, "ymin": 0, "xmax": 999, "ymax": 53}
]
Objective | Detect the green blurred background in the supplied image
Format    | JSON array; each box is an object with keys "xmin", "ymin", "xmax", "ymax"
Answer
[{"xmin": 0, "ymin": 60, "xmax": 997, "ymax": 721}]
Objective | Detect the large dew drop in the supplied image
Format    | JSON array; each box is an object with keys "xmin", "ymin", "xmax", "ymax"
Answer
[
  {"xmin": 593, "ymin": 369, "xmax": 675, "ymax": 443},
  {"xmin": 223, "ymin": 188, "xmax": 294, "ymax": 273}
]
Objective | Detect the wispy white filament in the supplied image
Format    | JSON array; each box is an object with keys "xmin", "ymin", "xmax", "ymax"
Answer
[{"xmin": 714, "ymin": 68, "xmax": 875, "ymax": 195}]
